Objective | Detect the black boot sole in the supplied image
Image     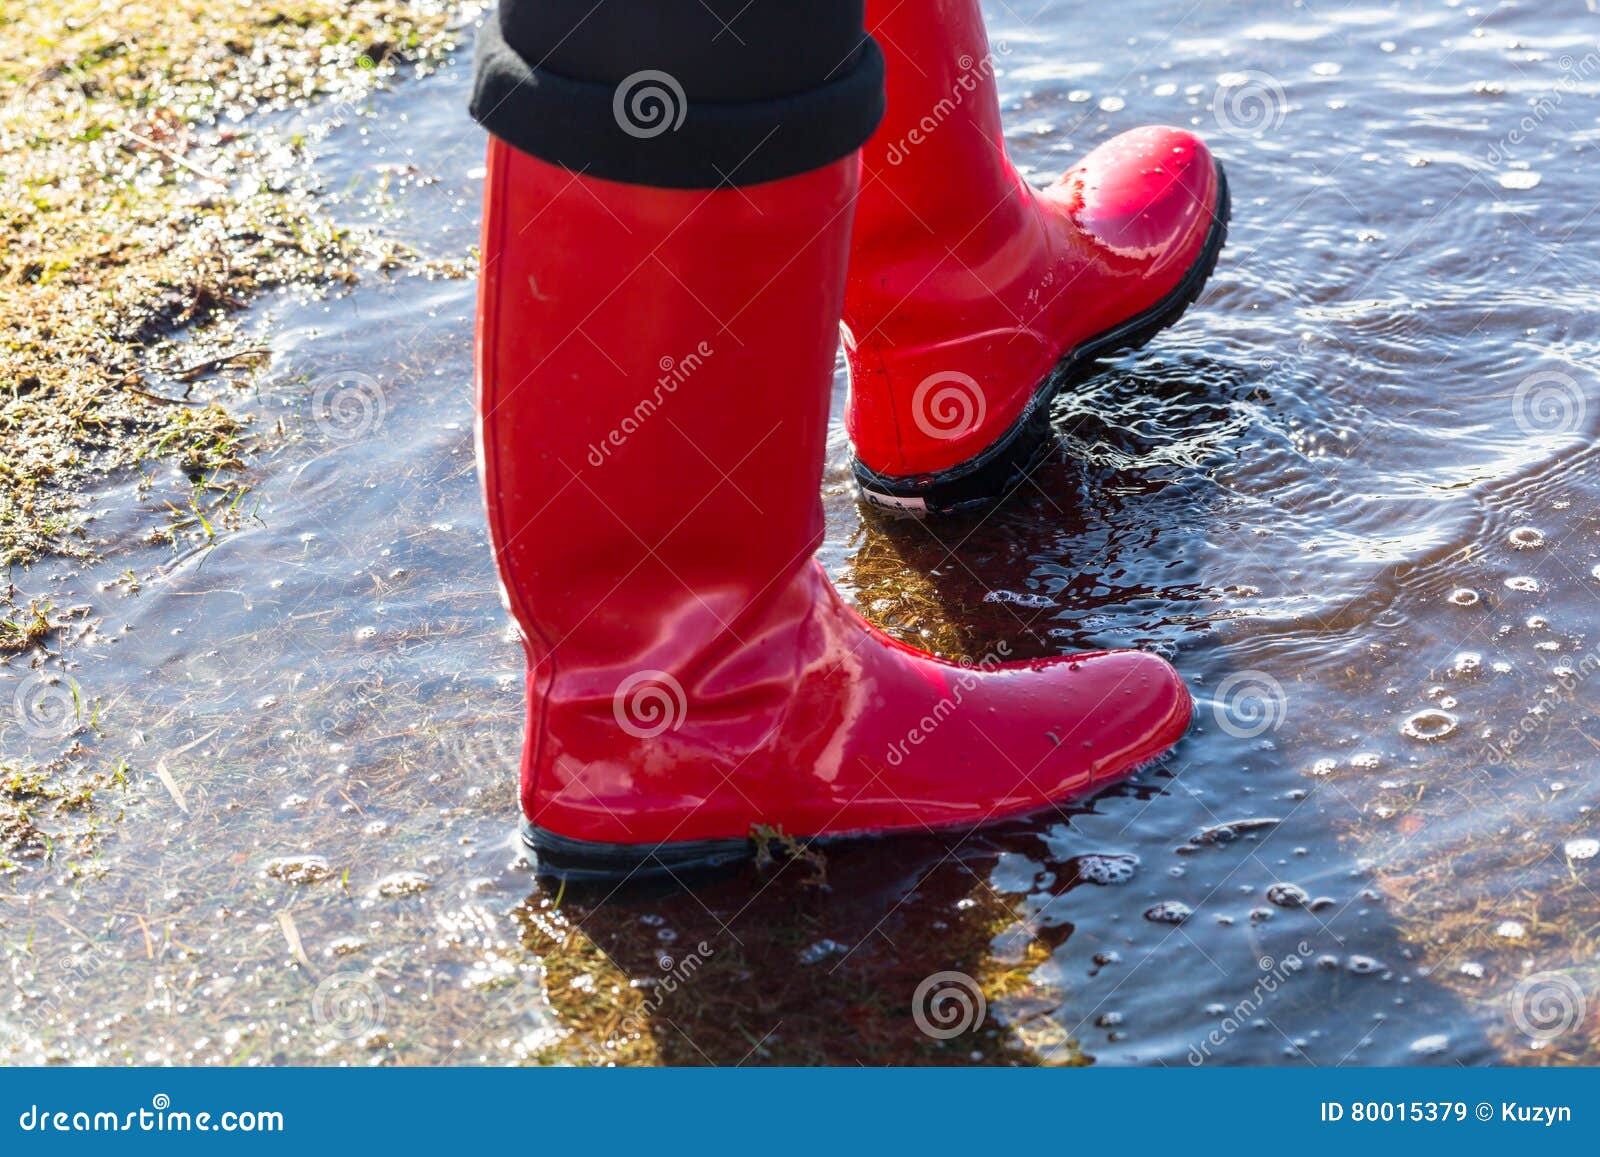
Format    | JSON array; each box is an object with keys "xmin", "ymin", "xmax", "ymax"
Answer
[
  {"xmin": 523, "ymin": 819, "xmax": 754, "ymax": 884},
  {"xmin": 851, "ymin": 158, "xmax": 1232, "ymax": 517}
]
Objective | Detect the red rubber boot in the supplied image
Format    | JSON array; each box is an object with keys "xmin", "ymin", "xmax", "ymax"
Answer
[
  {"xmin": 476, "ymin": 141, "xmax": 1192, "ymax": 881},
  {"xmin": 845, "ymin": 0, "xmax": 1230, "ymax": 514}
]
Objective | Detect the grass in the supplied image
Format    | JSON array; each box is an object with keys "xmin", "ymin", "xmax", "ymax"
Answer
[
  {"xmin": 0, "ymin": 756, "xmax": 126, "ymax": 875},
  {"xmin": 0, "ymin": 598, "xmax": 53, "ymax": 653},
  {"xmin": 0, "ymin": 0, "xmax": 460, "ymax": 577}
]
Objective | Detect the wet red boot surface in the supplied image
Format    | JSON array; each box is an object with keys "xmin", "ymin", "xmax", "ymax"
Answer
[
  {"xmin": 476, "ymin": 143, "xmax": 1193, "ymax": 880},
  {"xmin": 845, "ymin": 0, "xmax": 1230, "ymax": 514}
]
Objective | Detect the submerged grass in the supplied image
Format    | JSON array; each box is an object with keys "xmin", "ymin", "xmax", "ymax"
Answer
[
  {"xmin": 0, "ymin": 755, "xmax": 126, "ymax": 875},
  {"xmin": 0, "ymin": 0, "xmax": 460, "ymax": 576}
]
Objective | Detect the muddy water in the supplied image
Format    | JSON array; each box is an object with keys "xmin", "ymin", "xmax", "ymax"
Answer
[{"xmin": 5, "ymin": 3, "xmax": 1600, "ymax": 1065}]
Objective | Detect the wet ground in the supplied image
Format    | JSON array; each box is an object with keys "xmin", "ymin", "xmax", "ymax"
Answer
[{"xmin": 5, "ymin": 1, "xmax": 1600, "ymax": 1065}]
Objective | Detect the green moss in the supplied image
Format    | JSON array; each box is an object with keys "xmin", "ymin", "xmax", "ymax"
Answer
[{"xmin": 0, "ymin": 0, "xmax": 460, "ymax": 586}]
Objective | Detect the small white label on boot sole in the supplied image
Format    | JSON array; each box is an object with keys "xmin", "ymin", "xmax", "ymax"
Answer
[{"xmin": 860, "ymin": 489, "xmax": 928, "ymax": 516}]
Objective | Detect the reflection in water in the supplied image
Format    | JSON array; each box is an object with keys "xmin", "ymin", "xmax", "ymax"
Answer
[
  {"xmin": 5, "ymin": 2, "xmax": 1600, "ymax": 1065},
  {"xmin": 518, "ymin": 848, "xmax": 1074, "ymax": 1066}
]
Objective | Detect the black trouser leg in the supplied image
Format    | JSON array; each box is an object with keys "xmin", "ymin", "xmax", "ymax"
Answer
[{"xmin": 471, "ymin": 1, "xmax": 884, "ymax": 188}]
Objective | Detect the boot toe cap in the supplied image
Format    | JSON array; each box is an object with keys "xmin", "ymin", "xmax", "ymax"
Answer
[
  {"xmin": 1057, "ymin": 125, "xmax": 1222, "ymax": 267},
  {"xmin": 1054, "ymin": 649, "xmax": 1194, "ymax": 784}
]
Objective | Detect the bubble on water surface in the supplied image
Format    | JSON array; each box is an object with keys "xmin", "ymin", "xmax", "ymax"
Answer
[
  {"xmin": 1448, "ymin": 652, "xmax": 1483, "ymax": 678},
  {"xmin": 983, "ymin": 589, "xmax": 1056, "ymax": 608},
  {"xmin": 1410, "ymin": 1033, "xmax": 1449, "ymax": 1056},
  {"xmin": 1447, "ymin": 588, "xmax": 1480, "ymax": 607},
  {"xmin": 1508, "ymin": 526, "xmax": 1545, "ymax": 550},
  {"xmin": 372, "ymin": 870, "xmax": 431, "ymax": 898},
  {"xmin": 1498, "ymin": 171, "xmax": 1542, "ymax": 190},
  {"xmin": 799, "ymin": 939, "xmax": 848, "ymax": 965},
  {"xmin": 1564, "ymin": 838, "xmax": 1599, "ymax": 861},
  {"xmin": 1144, "ymin": 900, "xmax": 1192, "ymax": 925},
  {"xmin": 1503, "ymin": 576, "xmax": 1541, "ymax": 593},
  {"xmin": 1075, "ymin": 853, "xmax": 1140, "ymax": 885},
  {"xmin": 1401, "ymin": 709, "xmax": 1458, "ymax": 742},
  {"xmin": 1266, "ymin": 883, "xmax": 1310, "ymax": 908}
]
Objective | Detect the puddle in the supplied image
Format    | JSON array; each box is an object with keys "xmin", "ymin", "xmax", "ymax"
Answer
[{"xmin": 5, "ymin": 3, "xmax": 1600, "ymax": 1065}]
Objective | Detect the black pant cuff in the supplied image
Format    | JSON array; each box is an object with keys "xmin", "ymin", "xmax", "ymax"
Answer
[{"xmin": 469, "ymin": 18, "xmax": 884, "ymax": 189}]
